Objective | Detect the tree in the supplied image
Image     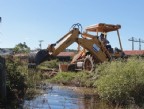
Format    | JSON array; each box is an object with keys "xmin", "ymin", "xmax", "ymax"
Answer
[{"xmin": 13, "ymin": 42, "xmax": 30, "ymax": 53}]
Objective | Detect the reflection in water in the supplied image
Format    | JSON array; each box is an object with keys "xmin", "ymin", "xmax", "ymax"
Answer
[{"xmin": 23, "ymin": 86, "xmax": 107, "ymax": 109}]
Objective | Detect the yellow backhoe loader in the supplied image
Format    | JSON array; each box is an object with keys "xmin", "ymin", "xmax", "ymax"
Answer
[{"xmin": 28, "ymin": 23, "xmax": 125, "ymax": 72}]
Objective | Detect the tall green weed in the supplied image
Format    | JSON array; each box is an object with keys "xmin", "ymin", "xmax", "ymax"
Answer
[
  {"xmin": 49, "ymin": 71, "xmax": 93, "ymax": 87},
  {"xmin": 94, "ymin": 58, "xmax": 144, "ymax": 105}
]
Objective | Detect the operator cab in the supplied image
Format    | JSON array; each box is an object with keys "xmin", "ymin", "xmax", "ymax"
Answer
[{"xmin": 85, "ymin": 23, "xmax": 124, "ymax": 58}]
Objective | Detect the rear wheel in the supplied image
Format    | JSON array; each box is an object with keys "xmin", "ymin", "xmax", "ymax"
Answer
[{"xmin": 83, "ymin": 55, "xmax": 95, "ymax": 72}]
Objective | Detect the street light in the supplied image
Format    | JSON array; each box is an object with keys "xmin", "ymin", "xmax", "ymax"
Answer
[{"xmin": 39, "ymin": 40, "xmax": 44, "ymax": 49}]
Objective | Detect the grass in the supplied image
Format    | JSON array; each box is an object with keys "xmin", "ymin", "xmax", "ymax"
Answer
[
  {"xmin": 5, "ymin": 55, "xmax": 144, "ymax": 107},
  {"xmin": 94, "ymin": 57, "xmax": 144, "ymax": 105},
  {"xmin": 48, "ymin": 71, "xmax": 94, "ymax": 87},
  {"xmin": 47, "ymin": 57, "xmax": 144, "ymax": 107},
  {"xmin": 37, "ymin": 59, "xmax": 59, "ymax": 70}
]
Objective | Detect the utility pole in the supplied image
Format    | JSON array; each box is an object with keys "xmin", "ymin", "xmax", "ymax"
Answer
[
  {"xmin": 39, "ymin": 40, "xmax": 43, "ymax": 49},
  {"xmin": 135, "ymin": 38, "xmax": 144, "ymax": 50},
  {"xmin": 128, "ymin": 37, "xmax": 144, "ymax": 50},
  {"xmin": 128, "ymin": 37, "xmax": 135, "ymax": 50}
]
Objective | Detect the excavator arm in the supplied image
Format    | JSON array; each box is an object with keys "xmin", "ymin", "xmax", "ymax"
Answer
[
  {"xmin": 28, "ymin": 28, "xmax": 80, "ymax": 67},
  {"xmin": 49, "ymin": 28, "xmax": 80, "ymax": 56},
  {"xmin": 28, "ymin": 23, "xmax": 121, "ymax": 69}
]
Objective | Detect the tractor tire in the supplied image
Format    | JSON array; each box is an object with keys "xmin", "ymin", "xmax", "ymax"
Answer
[{"xmin": 83, "ymin": 55, "xmax": 95, "ymax": 72}]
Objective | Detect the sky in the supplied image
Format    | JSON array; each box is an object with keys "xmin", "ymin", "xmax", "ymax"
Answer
[{"xmin": 0, "ymin": 0, "xmax": 144, "ymax": 50}]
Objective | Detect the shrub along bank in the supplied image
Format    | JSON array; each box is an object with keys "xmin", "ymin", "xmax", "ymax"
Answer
[
  {"xmin": 4, "ymin": 55, "xmax": 144, "ymax": 107},
  {"xmin": 48, "ymin": 58, "xmax": 144, "ymax": 106},
  {"xmin": 95, "ymin": 58, "xmax": 144, "ymax": 105},
  {"xmin": 5, "ymin": 56, "xmax": 42, "ymax": 107},
  {"xmin": 48, "ymin": 71, "xmax": 95, "ymax": 87}
]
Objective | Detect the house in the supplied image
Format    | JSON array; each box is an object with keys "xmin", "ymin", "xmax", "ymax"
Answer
[
  {"xmin": 124, "ymin": 50, "xmax": 144, "ymax": 56},
  {"xmin": 57, "ymin": 52, "xmax": 75, "ymax": 61},
  {"xmin": 0, "ymin": 48, "xmax": 13, "ymax": 56}
]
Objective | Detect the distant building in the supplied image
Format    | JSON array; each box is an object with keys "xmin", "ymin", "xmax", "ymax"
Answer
[
  {"xmin": 57, "ymin": 52, "xmax": 75, "ymax": 61},
  {"xmin": 0, "ymin": 48, "xmax": 13, "ymax": 56},
  {"xmin": 124, "ymin": 50, "xmax": 144, "ymax": 56}
]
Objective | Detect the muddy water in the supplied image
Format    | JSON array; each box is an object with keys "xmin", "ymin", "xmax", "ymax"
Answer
[{"xmin": 23, "ymin": 85, "xmax": 110, "ymax": 109}]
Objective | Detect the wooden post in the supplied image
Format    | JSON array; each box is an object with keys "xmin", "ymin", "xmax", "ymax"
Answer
[{"xmin": 117, "ymin": 30, "xmax": 123, "ymax": 51}]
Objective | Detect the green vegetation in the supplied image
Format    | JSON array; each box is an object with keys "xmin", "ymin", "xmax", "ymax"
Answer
[
  {"xmin": 6, "ymin": 56, "xmax": 27, "ymax": 99},
  {"xmin": 47, "ymin": 57, "xmax": 144, "ymax": 106},
  {"xmin": 5, "ymin": 57, "xmax": 60, "ymax": 105},
  {"xmin": 13, "ymin": 42, "xmax": 30, "ymax": 53},
  {"xmin": 49, "ymin": 71, "xmax": 95, "ymax": 87},
  {"xmin": 5, "ymin": 56, "xmax": 43, "ymax": 107},
  {"xmin": 95, "ymin": 58, "xmax": 144, "ymax": 105},
  {"xmin": 38, "ymin": 59, "xmax": 59, "ymax": 70},
  {"xmin": 3, "ymin": 54, "xmax": 144, "ymax": 107}
]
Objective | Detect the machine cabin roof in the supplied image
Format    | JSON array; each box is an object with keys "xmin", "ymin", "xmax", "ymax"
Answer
[{"xmin": 85, "ymin": 23, "xmax": 121, "ymax": 33}]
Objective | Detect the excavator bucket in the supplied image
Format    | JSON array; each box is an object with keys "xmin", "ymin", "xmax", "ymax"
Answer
[{"xmin": 28, "ymin": 49, "xmax": 51, "ymax": 68}]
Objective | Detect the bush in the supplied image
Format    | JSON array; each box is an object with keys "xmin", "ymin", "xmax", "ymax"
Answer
[
  {"xmin": 73, "ymin": 72, "xmax": 94, "ymax": 87},
  {"xmin": 94, "ymin": 58, "xmax": 144, "ymax": 105},
  {"xmin": 6, "ymin": 56, "xmax": 27, "ymax": 105},
  {"xmin": 49, "ymin": 72, "xmax": 76, "ymax": 85},
  {"xmin": 6, "ymin": 56, "xmax": 42, "ymax": 102},
  {"xmin": 49, "ymin": 71, "xmax": 94, "ymax": 87},
  {"xmin": 38, "ymin": 59, "xmax": 59, "ymax": 70}
]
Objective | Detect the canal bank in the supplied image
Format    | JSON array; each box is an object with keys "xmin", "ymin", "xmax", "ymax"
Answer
[
  {"xmin": 23, "ymin": 85, "xmax": 103, "ymax": 109},
  {"xmin": 23, "ymin": 85, "xmax": 142, "ymax": 109},
  {"xmin": 2, "ymin": 57, "xmax": 144, "ymax": 108}
]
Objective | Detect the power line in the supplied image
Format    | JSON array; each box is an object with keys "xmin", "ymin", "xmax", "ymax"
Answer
[
  {"xmin": 128, "ymin": 37, "xmax": 144, "ymax": 50},
  {"xmin": 128, "ymin": 37, "xmax": 136, "ymax": 50},
  {"xmin": 135, "ymin": 38, "xmax": 144, "ymax": 50}
]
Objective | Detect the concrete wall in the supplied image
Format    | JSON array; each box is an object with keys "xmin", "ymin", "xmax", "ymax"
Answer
[{"xmin": 0, "ymin": 56, "xmax": 6, "ymax": 101}]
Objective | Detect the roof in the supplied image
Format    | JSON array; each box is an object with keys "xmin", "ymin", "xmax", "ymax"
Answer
[
  {"xmin": 124, "ymin": 50, "xmax": 144, "ymax": 56},
  {"xmin": 57, "ymin": 52, "xmax": 75, "ymax": 57},
  {"xmin": 0, "ymin": 48, "xmax": 13, "ymax": 56},
  {"xmin": 85, "ymin": 23, "xmax": 121, "ymax": 32},
  {"xmin": 14, "ymin": 53, "xmax": 28, "ymax": 57}
]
